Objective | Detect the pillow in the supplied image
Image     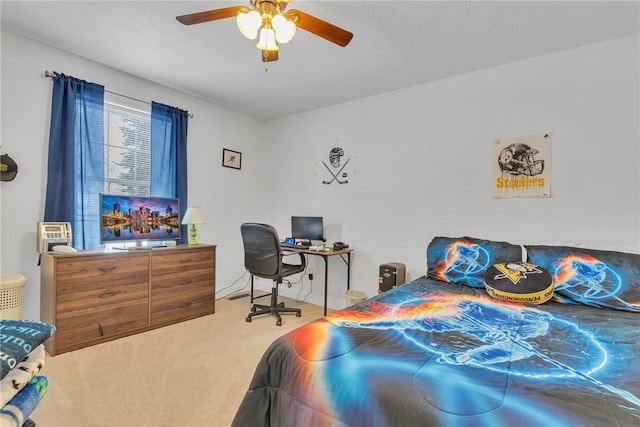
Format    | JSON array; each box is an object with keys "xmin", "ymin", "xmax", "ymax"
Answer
[
  {"xmin": 0, "ymin": 320, "xmax": 56, "ymax": 380},
  {"xmin": 484, "ymin": 262, "xmax": 554, "ymax": 304},
  {"xmin": 426, "ymin": 236, "xmax": 523, "ymax": 288},
  {"xmin": 531, "ymin": 241, "xmax": 639, "ymax": 254},
  {"xmin": 526, "ymin": 245, "xmax": 640, "ymax": 312}
]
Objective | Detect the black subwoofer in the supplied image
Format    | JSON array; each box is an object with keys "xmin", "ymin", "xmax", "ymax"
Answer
[{"xmin": 378, "ymin": 262, "xmax": 406, "ymax": 293}]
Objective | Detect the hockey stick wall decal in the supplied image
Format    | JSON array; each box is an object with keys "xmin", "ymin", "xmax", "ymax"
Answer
[{"xmin": 322, "ymin": 158, "xmax": 350, "ymax": 185}]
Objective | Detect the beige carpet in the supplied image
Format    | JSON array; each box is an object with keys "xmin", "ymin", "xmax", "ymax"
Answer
[{"xmin": 31, "ymin": 293, "xmax": 328, "ymax": 427}]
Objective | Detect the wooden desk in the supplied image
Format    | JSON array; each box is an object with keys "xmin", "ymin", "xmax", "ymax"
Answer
[{"xmin": 283, "ymin": 247, "xmax": 353, "ymax": 316}]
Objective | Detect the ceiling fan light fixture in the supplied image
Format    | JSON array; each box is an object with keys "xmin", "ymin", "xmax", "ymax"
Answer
[
  {"xmin": 272, "ymin": 14, "xmax": 296, "ymax": 44},
  {"xmin": 256, "ymin": 27, "xmax": 278, "ymax": 51},
  {"xmin": 177, "ymin": 1, "xmax": 354, "ymax": 63},
  {"xmin": 236, "ymin": 10, "xmax": 262, "ymax": 40}
]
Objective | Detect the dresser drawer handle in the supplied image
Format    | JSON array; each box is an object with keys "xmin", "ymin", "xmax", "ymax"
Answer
[
  {"xmin": 178, "ymin": 302, "xmax": 191, "ymax": 308},
  {"xmin": 98, "ymin": 291, "xmax": 118, "ymax": 299},
  {"xmin": 179, "ymin": 258, "xmax": 193, "ymax": 263},
  {"xmin": 179, "ymin": 280, "xmax": 192, "ymax": 286},
  {"xmin": 98, "ymin": 321, "xmax": 104, "ymax": 336},
  {"xmin": 98, "ymin": 265, "xmax": 117, "ymax": 273}
]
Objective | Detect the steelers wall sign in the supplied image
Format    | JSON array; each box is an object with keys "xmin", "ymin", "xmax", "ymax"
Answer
[
  {"xmin": 491, "ymin": 133, "xmax": 551, "ymax": 198},
  {"xmin": 484, "ymin": 262, "xmax": 554, "ymax": 304}
]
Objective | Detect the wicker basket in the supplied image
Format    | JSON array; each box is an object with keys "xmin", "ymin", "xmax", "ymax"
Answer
[
  {"xmin": 344, "ymin": 289, "xmax": 367, "ymax": 307},
  {"xmin": 0, "ymin": 274, "xmax": 27, "ymax": 319}
]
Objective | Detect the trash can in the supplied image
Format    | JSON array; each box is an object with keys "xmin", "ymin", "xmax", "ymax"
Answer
[
  {"xmin": 344, "ymin": 289, "xmax": 367, "ymax": 307},
  {"xmin": 0, "ymin": 274, "xmax": 27, "ymax": 320}
]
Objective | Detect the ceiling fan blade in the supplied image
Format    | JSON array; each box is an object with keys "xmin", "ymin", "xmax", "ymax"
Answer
[
  {"xmin": 288, "ymin": 9, "xmax": 353, "ymax": 47},
  {"xmin": 176, "ymin": 6, "xmax": 247, "ymax": 25},
  {"xmin": 261, "ymin": 50, "xmax": 279, "ymax": 62}
]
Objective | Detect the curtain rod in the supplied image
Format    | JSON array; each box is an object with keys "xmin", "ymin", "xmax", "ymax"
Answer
[{"xmin": 44, "ymin": 70, "xmax": 194, "ymax": 118}]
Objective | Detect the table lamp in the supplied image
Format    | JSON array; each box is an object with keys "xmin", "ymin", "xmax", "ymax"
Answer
[{"xmin": 181, "ymin": 206, "xmax": 205, "ymax": 245}]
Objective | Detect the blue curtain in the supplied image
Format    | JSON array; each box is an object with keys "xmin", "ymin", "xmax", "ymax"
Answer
[
  {"xmin": 151, "ymin": 101, "xmax": 189, "ymax": 244},
  {"xmin": 44, "ymin": 73, "xmax": 104, "ymax": 249}
]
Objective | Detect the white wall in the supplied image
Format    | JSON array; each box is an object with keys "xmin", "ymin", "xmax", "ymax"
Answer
[
  {"xmin": 2, "ymin": 31, "xmax": 639, "ymax": 319},
  {"xmin": 261, "ymin": 34, "xmax": 640, "ymax": 308},
  {"xmin": 0, "ymin": 31, "xmax": 266, "ymax": 320}
]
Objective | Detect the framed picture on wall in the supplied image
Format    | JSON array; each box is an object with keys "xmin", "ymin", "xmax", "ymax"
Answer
[
  {"xmin": 222, "ymin": 148, "xmax": 242, "ymax": 170},
  {"xmin": 491, "ymin": 133, "xmax": 551, "ymax": 198}
]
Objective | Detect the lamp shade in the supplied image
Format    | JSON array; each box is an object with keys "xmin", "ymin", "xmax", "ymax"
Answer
[
  {"xmin": 256, "ymin": 28, "xmax": 278, "ymax": 51},
  {"xmin": 237, "ymin": 10, "xmax": 262, "ymax": 40},
  {"xmin": 181, "ymin": 206, "xmax": 205, "ymax": 225},
  {"xmin": 272, "ymin": 14, "xmax": 296, "ymax": 44}
]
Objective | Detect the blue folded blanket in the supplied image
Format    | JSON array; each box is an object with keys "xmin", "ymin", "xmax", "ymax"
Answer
[{"xmin": 0, "ymin": 376, "xmax": 48, "ymax": 427}]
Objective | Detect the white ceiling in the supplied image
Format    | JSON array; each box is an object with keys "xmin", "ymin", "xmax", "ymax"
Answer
[{"xmin": 2, "ymin": 1, "xmax": 639, "ymax": 121}]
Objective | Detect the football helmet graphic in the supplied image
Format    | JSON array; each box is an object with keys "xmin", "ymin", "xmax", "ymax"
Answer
[{"xmin": 497, "ymin": 143, "xmax": 544, "ymax": 176}]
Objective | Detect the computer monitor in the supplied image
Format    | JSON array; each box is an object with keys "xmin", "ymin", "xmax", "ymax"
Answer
[{"xmin": 291, "ymin": 216, "xmax": 324, "ymax": 242}]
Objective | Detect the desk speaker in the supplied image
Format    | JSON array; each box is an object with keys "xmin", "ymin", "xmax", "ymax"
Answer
[{"xmin": 379, "ymin": 262, "xmax": 406, "ymax": 293}]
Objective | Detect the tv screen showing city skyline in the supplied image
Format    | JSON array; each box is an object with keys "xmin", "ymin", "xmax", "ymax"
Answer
[{"xmin": 100, "ymin": 193, "xmax": 180, "ymax": 243}]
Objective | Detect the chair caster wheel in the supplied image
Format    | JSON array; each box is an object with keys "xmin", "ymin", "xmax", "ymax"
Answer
[
  {"xmin": 250, "ymin": 306, "xmax": 257, "ymax": 313},
  {"xmin": 296, "ymin": 312, "xmax": 301, "ymax": 317},
  {"xmin": 246, "ymin": 317, "xmax": 252, "ymax": 322},
  {"xmin": 276, "ymin": 320, "xmax": 282, "ymax": 326}
]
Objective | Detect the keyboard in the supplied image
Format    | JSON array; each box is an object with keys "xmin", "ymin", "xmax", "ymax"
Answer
[{"xmin": 281, "ymin": 243, "xmax": 310, "ymax": 249}]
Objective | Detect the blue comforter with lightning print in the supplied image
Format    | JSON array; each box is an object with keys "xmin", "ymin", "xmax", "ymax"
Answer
[{"xmin": 232, "ymin": 278, "xmax": 640, "ymax": 427}]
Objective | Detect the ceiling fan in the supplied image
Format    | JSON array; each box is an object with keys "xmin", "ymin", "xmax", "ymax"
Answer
[{"xmin": 176, "ymin": 0, "xmax": 353, "ymax": 63}]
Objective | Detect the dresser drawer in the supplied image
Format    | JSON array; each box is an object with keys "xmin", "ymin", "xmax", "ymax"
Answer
[
  {"xmin": 151, "ymin": 247, "xmax": 215, "ymax": 276},
  {"xmin": 57, "ymin": 280, "xmax": 149, "ymax": 313},
  {"xmin": 56, "ymin": 253, "xmax": 149, "ymax": 294},
  {"xmin": 151, "ymin": 268, "xmax": 214, "ymax": 290},
  {"xmin": 151, "ymin": 280, "xmax": 214, "ymax": 324},
  {"xmin": 56, "ymin": 301, "xmax": 149, "ymax": 350}
]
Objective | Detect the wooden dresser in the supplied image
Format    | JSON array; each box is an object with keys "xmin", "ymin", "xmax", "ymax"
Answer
[{"xmin": 40, "ymin": 244, "xmax": 215, "ymax": 356}]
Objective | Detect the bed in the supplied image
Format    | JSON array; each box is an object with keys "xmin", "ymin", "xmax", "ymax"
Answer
[{"xmin": 231, "ymin": 236, "xmax": 640, "ymax": 426}]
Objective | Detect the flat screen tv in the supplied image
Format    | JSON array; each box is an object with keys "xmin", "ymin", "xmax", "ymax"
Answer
[
  {"xmin": 291, "ymin": 216, "xmax": 324, "ymax": 242},
  {"xmin": 100, "ymin": 193, "xmax": 180, "ymax": 245}
]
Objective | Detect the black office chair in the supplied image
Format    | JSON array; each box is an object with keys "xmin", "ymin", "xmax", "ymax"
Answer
[{"xmin": 241, "ymin": 223, "xmax": 306, "ymax": 326}]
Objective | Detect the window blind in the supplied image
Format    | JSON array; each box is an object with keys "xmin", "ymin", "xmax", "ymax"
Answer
[{"xmin": 103, "ymin": 101, "xmax": 151, "ymax": 196}]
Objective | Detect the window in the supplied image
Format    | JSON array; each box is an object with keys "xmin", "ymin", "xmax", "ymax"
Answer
[
  {"xmin": 103, "ymin": 101, "xmax": 151, "ymax": 196},
  {"xmin": 45, "ymin": 74, "xmax": 188, "ymax": 250}
]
